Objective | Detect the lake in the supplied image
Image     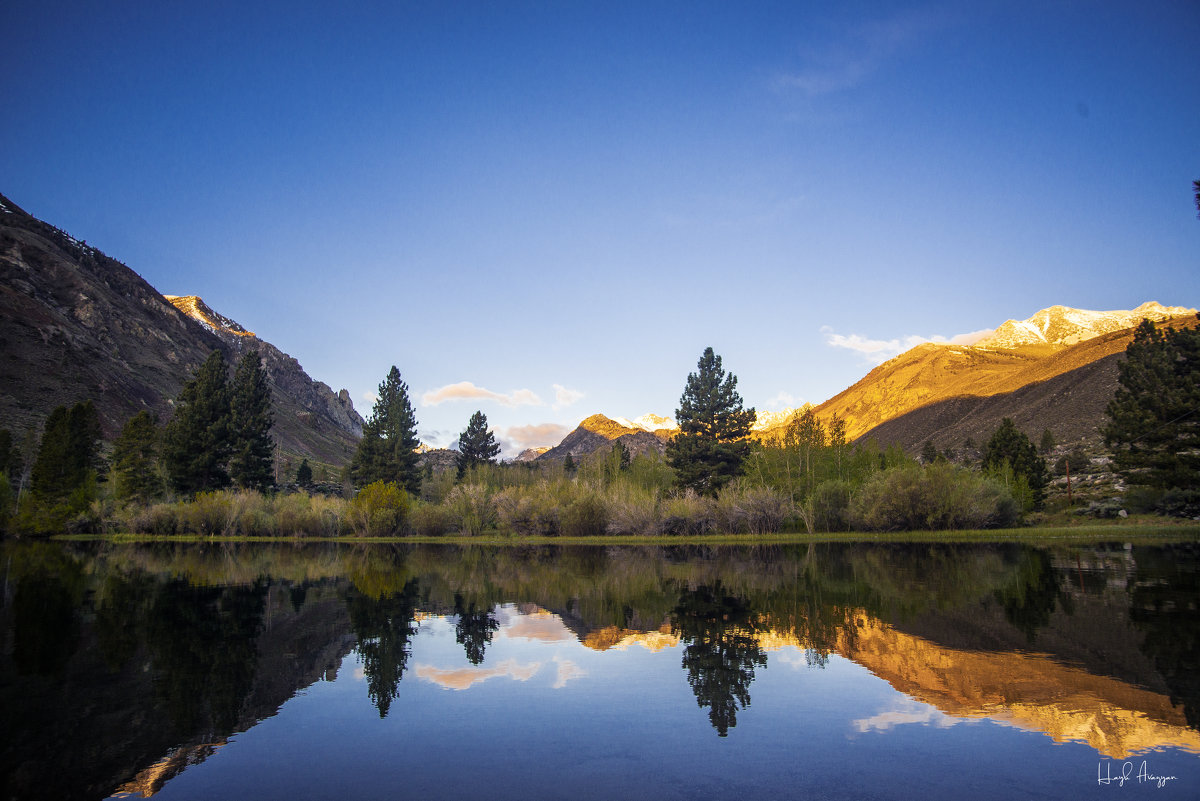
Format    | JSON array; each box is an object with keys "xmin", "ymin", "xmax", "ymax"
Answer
[{"xmin": 1, "ymin": 539, "xmax": 1197, "ymax": 799}]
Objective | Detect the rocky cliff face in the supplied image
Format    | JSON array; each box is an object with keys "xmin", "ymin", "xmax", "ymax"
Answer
[
  {"xmin": 164, "ymin": 295, "xmax": 363, "ymax": 464},
  {"xmin": 0, "ymin": 192, "xmax": 361, "ymax": 466}
]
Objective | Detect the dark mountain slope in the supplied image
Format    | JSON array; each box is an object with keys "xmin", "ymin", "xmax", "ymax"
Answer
[{"xmin": 0, "ymin": 192, "xmax": 360, "ymax": 465}]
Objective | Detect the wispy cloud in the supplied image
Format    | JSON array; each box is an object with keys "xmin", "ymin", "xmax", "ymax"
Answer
[
  {"xmin": 551, "ymin": 656, "xmax": 586, "ymax": 689},
  {"xmin": 552, "ymin": 384, "xmax": 584, "ymax": 410},
  {"xmin": 853, "ymin": 700, "xmax": 960, "ymax": 733},
  {"xmin": 765, "ymin": 391, "xmax": 799, "ymax": 410},
  {"xmin": 503, "ymin": 423, "xmax": 571, "ymax": 453},
  {"xmin": 778, "ymin": 10, "xmax": 950, "ymax": 98},
  {"xmin": 415, "ymin": 659, "xmax": 542, "ymax": 691},
  {"xmin": 421, "ymin": 381, "xmax": 543, "ymax": 408},
  {"xmin": 822, "ymin": 325, "xmax": 993, "ymax": 364}
]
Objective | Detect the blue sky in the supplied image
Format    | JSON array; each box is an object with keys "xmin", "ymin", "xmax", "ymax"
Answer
[{"xmin": 3, "ymin": 1, "xmax": 1198, "ymax": 453}]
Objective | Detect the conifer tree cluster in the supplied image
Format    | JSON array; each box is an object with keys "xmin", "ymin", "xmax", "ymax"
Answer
[
  {"xmin": 349, "ymin": 366, "xmax": 422, "ymax": 494},
  {"xmin": 163, "ymin": 349, "xmax": 275, "ymax": 496},
  {"xmin": 30, "ymin": 400, "xmax": 104, "ymax": 502}
]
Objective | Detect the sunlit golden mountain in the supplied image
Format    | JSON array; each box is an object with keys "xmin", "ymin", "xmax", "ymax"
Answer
[{"xmin": 800, "ymin": 302, "xmax": 1197, "ymax": 450}]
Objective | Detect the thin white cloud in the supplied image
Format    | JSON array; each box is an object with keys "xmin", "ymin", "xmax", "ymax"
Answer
[
  {"xmin": 362, "ymin": 391, "xmax": 378, "ymax": 406},
  {"xmin": 552, "ymin": 384, "xmax": 584, "ymax": 410},
  {"xmin": 421, "ymin": 381, "xmax": 543, "ymax": 408},
  {"xmin": 765, "ymin": 391, "xmax": 798, "ymax": 410},
  {"xmin": 853, "ymin": 700, "xmax": 960, "ymax": 733},
  {"xmin": 778, "ymin": 10, "xmax": 950, "ymax": 98},
  {"xmin": 822, "ymin": 325, "xmax": 995, "ymax": 364}
]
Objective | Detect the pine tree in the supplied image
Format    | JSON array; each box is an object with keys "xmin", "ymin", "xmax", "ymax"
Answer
[
  {"xmin": 1039, "ymin": 429, "xmax": 1056, "ymax": 454},
  {"xmin": 456, "ymin": 410, "xmax": 501, "ymax": 478},
  {"xmin": 31, "ymin": 401, "xmax": 103, "ymax": 501},
  {"xmin": 228, "ymin": 349, "xmax": 275, "ymax": 491},
  {"xmin": 983, "ymin": 418, "xmax": 1047, "ymax": 510},
  {"xmin": 921, "ymin": 440, "xmax": 939, "ymax": 464},
  {"xmin": 666, "ymin": 347, "xmax": 756, "ymax": 496},
  {"xmin": 296, "ymin": 458, "xmax": 313, "ymax": 487},
  {"xmin": 563, "ymin": 452, "xmax": 576, "ymax": 475},
  {"xmin": 111, "ymin": 411, "xmax": 163, "ymax": 504},
  {"xmin": 350, "ymin": 366, "xmax": 422, "ymax": 493},
  {"xmin": 1104, "ymin": 317, "xmax": 1200, "ymax": 494},
  {"xmin": 163, "ymin": 351, "xmax": 233, "ymax": 495}
]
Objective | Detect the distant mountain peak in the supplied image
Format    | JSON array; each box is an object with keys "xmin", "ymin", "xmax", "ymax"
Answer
[
  {"xmin": 974, "ymin": 302, "xmax": 1195, "ymax": 350},
  {"xmin": 164, "ymin": 295, "xmax": 256, "ymax": 338}
]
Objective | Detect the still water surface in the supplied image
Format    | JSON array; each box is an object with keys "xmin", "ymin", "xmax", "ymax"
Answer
[{"xmin": 2, "ymin": 540, "xmax": 1197, "ymax": 799}]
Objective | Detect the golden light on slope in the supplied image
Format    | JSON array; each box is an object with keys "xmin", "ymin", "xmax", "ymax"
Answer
[
  {"xmin": 577, "ymin": 610, "xmax": 1200, "ymax": 760},
  {"xmin": 163, "ymin": 294, "xmax": 256, "ymax": 337}
]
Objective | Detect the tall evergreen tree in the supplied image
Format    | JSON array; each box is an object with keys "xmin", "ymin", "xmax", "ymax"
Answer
[
  {"xmin": 1104, "ymin": 317, "xmax": 1200, "ymax": 495},
  {"xmin": 296, "ymin": 458, "xmax": 313, "ymax": 487},
  {"xmin": 31, "ymin": 401, "xmax": 103, "ymax": 501},
  {"xmin": 456, "ymin": 410, "xmax": 501, "ymax": 479},
  {"xmin": 666, "ymin": 347, "xmax": 756, "ymax": 496},
  {"xmin": 983, "ymin": 418, "xmax": 1047, "ymax": 510},
  {"xmin": 228, "ymin": 349, "xmax": 275, "ymax": 491},
  {"xmin": 111, "ymin": 411, "xmax": 163, "ymax": 504},
  {"xmin": 163, "ymin": 351, "xmax": 233, "ymax": 495},
  {"xmin": 349, "ymin": 366, "xmax": 422, "ymax": 494}
]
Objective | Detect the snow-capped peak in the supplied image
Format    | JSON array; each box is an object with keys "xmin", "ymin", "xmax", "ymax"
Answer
[
  {"xmin": 631, "ymin": 413, "xmax": 678, "ymax": 432},
  {"xmin": 973, "ymin": 302, "xmax": 1195, "ymax": 350}
]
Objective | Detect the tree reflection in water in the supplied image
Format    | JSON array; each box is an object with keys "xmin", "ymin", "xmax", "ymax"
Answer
[
  {"xmin": 346, "ymin": 578, "xmax": 421, "ymax": 718},
  {"xmin": 671, "ymin": 582, "xmax": 767, "ymax": 736},
  {"xmin": 145, "ymin": 579, "xmax": 267, "ymax": 733},
  {"xmin": 453, "ymin": 593, "xmax": 499, "ymax": 666}
]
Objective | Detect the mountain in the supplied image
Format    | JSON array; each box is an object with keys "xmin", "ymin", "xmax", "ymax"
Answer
[
  {"xmin": 0, "ymin": 192, "xmax": 362, "ymax": 466},
  {"xmin": 539, "ymin": 414, "xmax": 672, "ymax": 462},
  {"xmin": 164, "ymin": 295, "xmax": 362, "ymax": 464},
  {"xmin": 804, "ymin": 303, "xmax": 1198, "ymax": 451},
  {"xmin": 974, "ymin": 302, "xmax": 1192, "ymax": 350}
]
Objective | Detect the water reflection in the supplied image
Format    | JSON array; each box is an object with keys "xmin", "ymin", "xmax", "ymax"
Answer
[
  {"xmin": 345, "ymin": 578, "xmax": 420, "ymax": 718},
  {"xmin": 671, "ymin": 583, "xmax": 767, "ymax": 736},
  {"xmin": 0, "ymin": 540, "xmax": 1198, "ymax": 800}
]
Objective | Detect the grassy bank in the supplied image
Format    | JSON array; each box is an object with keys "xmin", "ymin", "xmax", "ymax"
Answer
[{"xmin": 59, "ymin": 518, "xmax": 1200, "ymax": 547}]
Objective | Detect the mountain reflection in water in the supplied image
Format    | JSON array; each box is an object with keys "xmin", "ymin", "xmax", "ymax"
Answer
[{"xmin": 1, "ymin": 540, "xmax": 1197, "ymax": 800}]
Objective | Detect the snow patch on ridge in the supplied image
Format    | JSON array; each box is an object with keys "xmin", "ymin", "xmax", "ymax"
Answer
[{"xmin": 974, "ymin": 302, "xmax": 1195, "ymax": 350}]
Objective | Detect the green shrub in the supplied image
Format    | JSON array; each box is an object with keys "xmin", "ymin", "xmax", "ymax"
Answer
[
  {"xmin": 716, "ymin": 482, "xmax": 790, "ymax": 534},
  {"xmin": 126, "ymin": 502, "xmax": 182, "ymax": 535},
  {"xmin": 494, "ymin": 485, "xmax": 560, "ymax": 536},
  {"xmin": 849, "ymin": 463, "xmax": 1018, "ymax": 531},
  {"xmin": 446, "ymin": 484, "xmax": 495, "ymax": 535},
  {"xmin": 560, "ymin": 491, "xmax": 609, "ymax": 537},
  {"xmin": 409, "ymin": 501, "xmax": 456, "ymax": 537},
  {"xmin": 346, "ymin": 481, "xmax": 410, "ymax": 536},
  {"xmin": 660, "ymin": 490, "xmax": 716, "ymax": 536},
  {"xmin": 811, "ymin": 480, "xmax": 852, "ymax": 532}
]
